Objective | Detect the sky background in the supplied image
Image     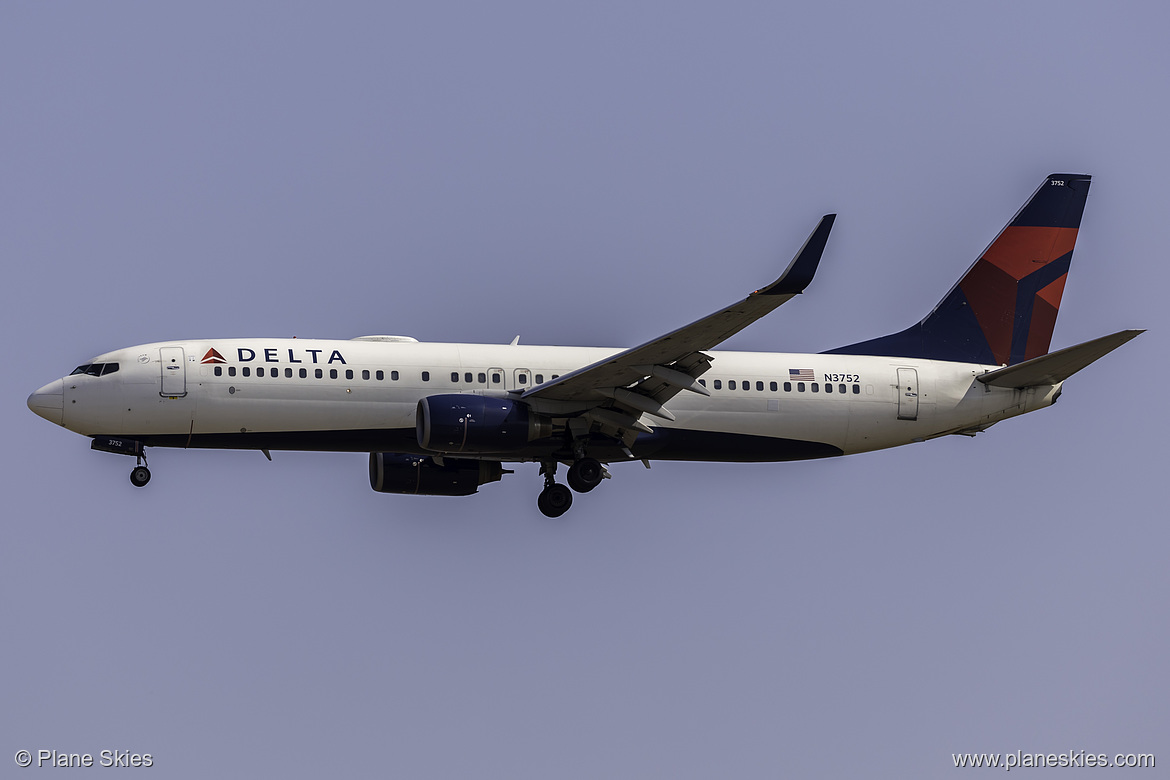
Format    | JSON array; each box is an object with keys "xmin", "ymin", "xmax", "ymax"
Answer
[{"xmin": 3, "ymin": 2, "xmax": 1167, "ymax": 777}]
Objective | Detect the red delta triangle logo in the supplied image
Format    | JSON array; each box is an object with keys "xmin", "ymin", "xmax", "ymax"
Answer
[{"xmin": 201, "ymin": 348, "xmax": 227, "ymax": 365}]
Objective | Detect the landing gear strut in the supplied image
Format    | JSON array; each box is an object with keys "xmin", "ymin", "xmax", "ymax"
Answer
[
  {"xmin": 537, "ymin": 462, "xmax": 573, "ymax": 518},
  {"xmin": 91, "ymin": 437, "xmax": 153, "ymax": 488},
  {"xmin": 129, "ymin": 451, "xmax": 150, "ymax": 488}
]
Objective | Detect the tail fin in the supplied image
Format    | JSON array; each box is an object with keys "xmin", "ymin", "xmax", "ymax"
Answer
[{"xmin": 826, "ymin": 173, "xmax": 1091, "ymax": 366}]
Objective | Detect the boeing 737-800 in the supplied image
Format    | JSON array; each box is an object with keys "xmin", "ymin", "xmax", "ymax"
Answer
[{"xmin": 27, "ymin": 174, "xmax": 1141, "ymax": 516}]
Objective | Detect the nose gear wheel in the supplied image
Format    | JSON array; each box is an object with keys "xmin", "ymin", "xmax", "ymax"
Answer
[{"xmin": 130, "ymin": 465, "xmax": 151, "ymax": 487}]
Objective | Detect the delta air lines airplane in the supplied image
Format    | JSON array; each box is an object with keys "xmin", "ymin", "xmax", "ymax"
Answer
[{"xmin": 27, "ymin": 174, "xmax": 1141, "ymax": 516}]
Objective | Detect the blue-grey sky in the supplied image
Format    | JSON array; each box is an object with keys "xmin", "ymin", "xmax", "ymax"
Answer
[{"xmin": 3, "ymin": 2, "xmax": 1167, "ymax": 777}]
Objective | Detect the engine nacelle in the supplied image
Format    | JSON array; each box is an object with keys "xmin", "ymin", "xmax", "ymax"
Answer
[
  {"xmin": 368, "ymin": 453, "xmax": 504, "ymax": 496},
  {"xmin": 416, "ymin": 394, "xmax": 552, "ymax": 454}
]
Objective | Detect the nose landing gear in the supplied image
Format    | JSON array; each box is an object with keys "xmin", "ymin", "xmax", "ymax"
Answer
[
  {"xmin": 90, "ymin": 437, "xmax": 152, "ymax": 488},
  {"xmin": 129, "ymin": 449, "xmax": 151, "ymax": 487}
]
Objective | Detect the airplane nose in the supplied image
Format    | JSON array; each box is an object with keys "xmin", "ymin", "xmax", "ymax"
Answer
[{"xmin": 27, "ymin": 379, "xmax": 64, "ymax": 425}]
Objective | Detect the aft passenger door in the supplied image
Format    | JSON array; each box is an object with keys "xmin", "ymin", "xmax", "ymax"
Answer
[
  {"xmin": 896, "ymin": 367, "xmax": 918, "ymax": 421},
  {"xmin": 160, "ymin": 346, "xmax": 187, "ymax": 397}
]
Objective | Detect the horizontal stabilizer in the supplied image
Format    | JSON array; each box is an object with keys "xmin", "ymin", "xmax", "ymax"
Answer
[{"xmin": 977, "ymin": 329, "xmax": 1143, "ymax": 388}]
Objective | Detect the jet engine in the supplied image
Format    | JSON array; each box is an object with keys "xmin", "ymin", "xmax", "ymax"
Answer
[
  {"xmin": 368, "ymin": 453, "xmax": 504, "ymax": 496},
  {"xmin": 416, "ymin": 394, "xmax": 552, "ymax": 453}
]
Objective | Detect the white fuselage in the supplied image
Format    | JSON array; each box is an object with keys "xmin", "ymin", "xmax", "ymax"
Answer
[{"xmin": 31, "ymin": 337, "xmax": 1059, "ymax": 463}]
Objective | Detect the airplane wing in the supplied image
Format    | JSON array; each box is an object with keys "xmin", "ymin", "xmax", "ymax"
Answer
[{"xmin": 520, "ymin": 215, "xmax": 835, "ymax": 437}]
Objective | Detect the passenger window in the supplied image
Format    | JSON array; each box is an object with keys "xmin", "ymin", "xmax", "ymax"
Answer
[
  {"xmin": 214, "ymin": 366, "xmax": 223, "ymax": 377},
  {"xmin": 811, "ymin": 383, "xmax": 819, "ymax": 392},
  {"xmin": 492, "ymin": 372, "xmax": 501, "ymax": 383},
  {"xmin": 825, "ymin": 382, "xmax": 832, "ymax": 393},
  {"xmin": 330, "ymin": 369, "xmax": 338, "ymax": 379},
  {"xmin": 315, "ymin": 368, "xmax": 323, "ymax": 379},
  {"xmin": 242, "ymin": 367, "xmax": 250, "ymax": 377},
  {"xmin": 797, "ymin": 382, "xmax": 805, "ymax": 392},
  {"xmin": 299, "ymin": 368, "xmax": 307, "ymax": 378},
  {"xmin": 390, "ymin": 370, "xmax": 399, "ymax": 381},
  {"xmin": 465, "ymin": 372, "xmax": 473, "ymax": 383},
  {"xmin": 699, "ymin": 379, "xmax": 707, "ymax": 387},
  {"xmin": 285, "ymin": 368, "xmax": 293, "ymax": 378},
  {"xmin": 551, "ymin": 375, "xmax": 559, "ymax": 380},
  {"xmin": 228, "ymin": 366, "xmax": 236, "ymax": 377},
  {"xmin": 839, "ymin": 384, "xmax": 846, "ymax": 394},
  {"xmin": 535, "ymin": 374, "xmax": 544, "ymax": 384},
  {"xmin": 257, "ymin": 367, "xmax": 265, "ymax": 377},
  {"xmin": 362, "ymin": 369, "xmax": 370, "ymax": 380},
  {"xmin": 451, "ymin": 372, "xmax": 459, "ymax": 383},
  {"xmin": 421, "ymin": 371, "xmax": 430, "ymax": 382},
  {"xmin": 729, "ymin": 380, "xmax": 736, "ymax": 390},
  {"xmin": 769, "ymin": 381, "xmax": 777, "ymax": 392},
  {"xmin": 376, "ymin": 370, "xmax": 385, "ymax": 380},
  {"xmin": 345, "ymin": 369, "xmax": 353, "ymax": 380},
  {"xmin": 518, "ymin": 373, "xmax": 527, "ymax": 384},
  {"xmin": 477, "ymin": 372, "xmax": 486, "ymax": 383},
  {"xmin": 784, "ymin": 382, "xmax": 792, "ymax": 392},
  {"xmin": 714, "ymin": 380, "xmax": 722, "ymax": 390},
  {"xmin": 852, "ymin": 384, "xmax": 860, "ymax": 394}
]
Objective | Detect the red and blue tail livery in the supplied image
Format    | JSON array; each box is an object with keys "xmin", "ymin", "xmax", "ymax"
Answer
[
  {"xmin": 27, "ymin": 173, "xmax": 1140, "ymax": 517},
  {"xmin": 826, "ymin": 174, "xmax": 1090, "ymax": 366}
]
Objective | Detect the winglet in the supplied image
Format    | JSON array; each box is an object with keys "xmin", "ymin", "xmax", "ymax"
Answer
[
  {"xmin": 521, "ymin": 214, "xmax": 837, "ymax": 406},
  {"xmin": 756, "ymin": 214, "xmax": 836, "ymax": 296}
]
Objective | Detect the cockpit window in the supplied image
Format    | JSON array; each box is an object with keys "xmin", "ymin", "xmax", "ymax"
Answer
[{"xmin": 69, "ymin": 362, "xmax": 119, "ymax": 377}]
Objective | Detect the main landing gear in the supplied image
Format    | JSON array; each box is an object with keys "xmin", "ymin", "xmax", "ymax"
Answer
[
  {"xmin": 537, "ymin": 481, "xmax": 573, "ymax": 518},
  {"xmin": 537, "ymin": 462, "xmax": 572, "ymax": 518},
  {"xmin": 567, "ymin": 457, "xmax": 603, "ymax": 493},
  {"xmin": 536, "ymin": 457, "xmax": 608, "ymax": 517}
]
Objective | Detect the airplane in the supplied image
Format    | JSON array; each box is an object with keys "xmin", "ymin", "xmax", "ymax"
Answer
[{"xmin": 27, "ymin": 173, "xmax": 1142, "ymax": 517}]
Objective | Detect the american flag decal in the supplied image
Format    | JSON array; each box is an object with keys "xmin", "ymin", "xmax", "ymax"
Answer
[{"xmin": 789, "ymin": 368, "xmax": 814, "ymax": 382}]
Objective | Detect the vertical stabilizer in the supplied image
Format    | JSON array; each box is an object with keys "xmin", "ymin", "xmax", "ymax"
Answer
[{"xmin": 826, "ymin": 174, "xmax": 1091, "ymax": 365}]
